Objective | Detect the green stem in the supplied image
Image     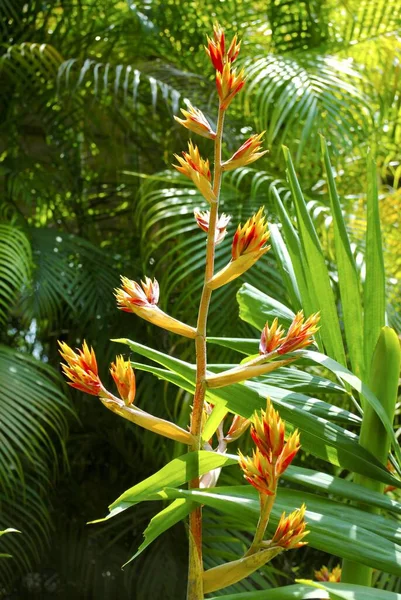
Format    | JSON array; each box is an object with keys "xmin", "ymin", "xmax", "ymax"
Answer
[
  {"xmin": 187, "ymin": 105, "xmax": 225, "ymax": 600},
  {"xmin": 342, "ymin": 327, "xmax": 401, "ymax": 586},
  {"xmin": 245, "ymin": 492, "xmax": 276, "ymax": 557}
]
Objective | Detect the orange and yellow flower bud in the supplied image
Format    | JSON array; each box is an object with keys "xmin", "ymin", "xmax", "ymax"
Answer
[
  {"xmin": 205, "ymin": 24, "xmax": 241, "ymax": 73},
  {"xmin": 251, "ymin": 400, "xmax": 300, "ymax": 476},
  {"xmin": 271, "ymin": 504, "xmax": 309, "ymax": 549},
  {"xmin": 231, "ymin": 207, "xmax": 270, "ymax": 260},
  {"xmin": 315, "ymin": 564, "xmax": 342, "ymax": 583},
  {"xmin": 173, "ymin": 141, "xmax": 216, "ymax": 203},
  {"xmin": 259, "ymin": 318, "xmax": 285, "ymax": 355},
  {"xmin": 174, "ymin": 104, "xmax": 216, "ymax": 140},
  {"xmin": 208, "ymin": 207, "xmax": 270, "ymax": 289},
  {"xmin": 278, "ymin": 311, "xmax": 320, "ymax": 355},
  {"xmin": 216, "ymin": 62, "xmax": 246, "ymax": 110},
  {"xmin": 115, "ymin": 276, "xmax": 159, "ymax": 311},
  {"xmin": 275, "ymin": 429, "xmax": 300, "ymax": 476},
  {"xmin": 238, "ymin": 448, "xmax": 276, "ymax": 496},
  {"xmin": 223, "ymin": 133, "xmax": 267, "ymax": 171},
  {"xmin": 115, "ymin": 275, "xmax": 196, "ymax": 339},
  {"xmin": 224, "ymin": 414, "xmax": 251, "ymax": 443},
  {"xmin": 194, "ymin": 208, "xmax": 230, "ymax": 244},
  {"xmin": 110, "ymin": 356, "xmax": 136, "ymax": 406},
  {"xmin": 58, "ymin": 340, "xmax": 103, "ymax": 396},
  {"xmin": 251, "ymin": 399, "xmax": 285, "ymax": 459}
]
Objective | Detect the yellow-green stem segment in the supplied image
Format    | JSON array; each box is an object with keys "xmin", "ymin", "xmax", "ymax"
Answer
[
  {"xmin": 187, "ymin": 105, "xmax": 225, "ymax": 600},
  {"xmin": 342, "ymin": 327, "xmax": 401, "ymax": 586},
  {"xmin": 245, "ymin": 492, "xmax": 276, "ymax": 557}
]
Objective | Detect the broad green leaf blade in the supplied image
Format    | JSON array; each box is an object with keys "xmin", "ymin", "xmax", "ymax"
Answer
[
  {"xmin": 208, "ymin": 583, "xmax": 401, "ymax": 600},
  {"xmin": 245, "ymin": 379, "xmax": 358, "ymax": 426},
  {"xmin": 208, "ymin": 583, "xmax": 328, "ymax": 599},
  {"xmin": 91, "ymin": 451, "xmax": 237, "ymax": 523},
  {"xmin": 364, "ymin": 152, "xmax": 385, "ymax": 373},
  {"xmin": 114, "ymin": 338, "xmax": 196, "ymax": 383},
  {"xmin": 301, "ymin": 349, "xmax": 401, "ymax": 467},
  {"xmin": 123, "ymin": 498, "xmax": 192, "ymax": 567},
  {"xmin": 320, "ymin": 136, "xmax": 364, "ymax": 377},
  {"xmin": 298, "ymin": 581, "xmax": 401, "ymax": 600},
  {"xmin": 269, "ymin": 223, "xmax": 302, "ymax": 311},
  {"xmin": 207, "ymin": 337, "xmax": 260, "ymax": 356},
  {"xmin": 162, "ymin": 485, "xmax": 401, "ymax": 576},
  {"xmin": 282, "ymin": 146, "xmax": 346, "ymax": 366},
  {"xmin": 236, "ymin": 284, "xmax": 295, "ymax": 330},
  {"xmin": 283, "ymin": 465, "xmax": 401, "ymax": 515},
  {"xmin": 271, "ymin": 187, "xmax": 315, "ymax": 321},
  {"xmin": 208, "ymin": 356, "xmax": 348, "ymax": 396},
  {"xmin": 210, "ymin": 378, "xmax": 398, "ymax": 486}
]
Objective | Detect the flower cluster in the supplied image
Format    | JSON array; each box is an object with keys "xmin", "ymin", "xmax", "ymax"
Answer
[
  {"xmin": 205, "ymin": 24, "xmax": 241, "ymax": 73},
  {"xmin": 174, "ymin": 104, "xmax": 216, "ymax": 140},
  {"xmin": 259, "ymin": 311, "xmax": 320, "ymax": 355},
  {"xmin": 173, "ymin": 141, "xmax": 216, "ymax": 203},
  {"xmin": 115, "ymin": 276, "xmax": 159, "ymax": 311},
  {"xmin": 231, "ymin": 207, "xmax": 270, "ymax": 261},
  {"xmin": 239, "ymin": 399, "xmax": 300, "ymax": 495},
  {"xmin": 271, "ymin": 504, "xmax": 309, "ymax": 550},
  {"xmin": 110, "ymin": 356, "xmax": 136, "ymax": 406},
  {"xmin": 223, "ymin": 133, "xmax": 267, "ymax": 171},
  {"xmin": 115, "ymin": 275, "xmax": 196, "ymax": 338},
  {"xmin": 208, "ymin": 207, "xmax": 270, "ymax": 289},
  {"xmin": 58, "ymin": 340, "xmax": 103, "ymax": 396},
  {"xmin": 315, "ymin": 564, "xmax": 342, "ymax": 583}
]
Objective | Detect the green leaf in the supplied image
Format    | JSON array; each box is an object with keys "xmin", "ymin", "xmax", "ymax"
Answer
[
  {"xmin": 271, "ymin": 187, "xmax": 315, "ymax": 322},
  {"xmin": 207, "ymin": 582, "xmax": 401, "ymax": 600},
  {"xmin": 123, "ymin": 498, "xmax": 193, "ymax": 567},
  {"xmin": 364, "ymin": 152, "xmax": 386, "ymax": 373},
  {"xmin": 298, "ymin": 581, "xmax": 401, "ymax": 600},
  {"xmin": 301, "ymin": 349, "xmax": 401, "ymax": 467},
  {"xmin": 282, "ymin": 146, "xmax": 346, "ymax": 366},
  {"xmin": 236, "ymin": 284, "xmax": 295, "ymax": 331},
  {"xmin": 161, "ymin": 485, "xmax": 401, "ymax": 576},
  {"xmin": 282, "ymin": 465, "xmax": 401, "ymax": 515},
  {"xmin": 207, "ymin": 583, "xmax": 327, "ymax": 599},
  {"xmin": 269, "ymin": 223, "xmax": 302, "ymax": 311},
  {"xmin": 91, "ymin": 451, "xmax": 237, "ymax": 523},
  {"xmin": 320, "ymin": 135, "xmax": 364, "ymax": 377}
]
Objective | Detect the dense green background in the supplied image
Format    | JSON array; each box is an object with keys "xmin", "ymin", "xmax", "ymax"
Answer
[{"xmin": 0, "ymin": 1, "xmax": 400, "ymax": 598}]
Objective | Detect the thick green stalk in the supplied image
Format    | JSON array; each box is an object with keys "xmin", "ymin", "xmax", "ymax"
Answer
[
  {"xmin": 342, "ymin": 327, "xmax": 401, "ymax": 586},
  {"xmin": 187, "ymin": 106, "xmax": 225, "ymax": 600}
]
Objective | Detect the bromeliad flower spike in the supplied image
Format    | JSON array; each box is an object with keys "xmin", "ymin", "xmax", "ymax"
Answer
[{"xmin": 59, "ymin": 23, "xmax": 310, "ymax": 600}]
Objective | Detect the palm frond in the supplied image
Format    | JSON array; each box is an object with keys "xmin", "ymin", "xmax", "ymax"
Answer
[
  {"xmin": 242, "ymin": 52, "xmax": 371, "ymax": 164},
  {"xmin": 0, "ymin": 344, "xmax": 72, "ymax": 494},
  {"xmin": 22, "ymin": 228, "xmax": 119, "ymax": 329},
  {"xmin": 0, "ymin": 224, "xmax": 32, "ymax": 327}
]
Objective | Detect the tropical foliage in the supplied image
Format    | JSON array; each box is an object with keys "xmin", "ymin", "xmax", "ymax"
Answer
[{"xmin": 0, "ymin": 0, "xmax": 400, "ymax": 598}]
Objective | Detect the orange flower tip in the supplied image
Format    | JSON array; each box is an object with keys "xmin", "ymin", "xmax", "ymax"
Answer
[
  {"xmin": 272, "ymin": 504, "xmax": 308, "ymax": 550},
  {"xmin": 259, "ymin": 317, "xmax": 285, "ymax": 354},
  {"xmin": 223, "ymin": 132, "xmax": 268, "ymax": 171},
  {"xmin": 205, "ymin": 24, "xmax": 241, "ymax": 74},
  {"xmin": 173, "ymin": 142, "xmax": 215, "ymax": 203},
  {"xmin": 231, "ymin": 207, "xmax": 270, "ymax": 260},
  {"xmin": 277, "ymin": 311, "xmax": 320, "ymax": 355},
  {"xmin": 314, "ymin": 564, "xmax": 342, "ymax": 583},
  {"xmin": 238, "ymin": 447, "xmax": 276, "ymax": 496},
  {"xmin": 58, "ymin": 340, "xmax": 102, "ymax": 396},
  {"xmin": 110, "ymin": 355, "xmax": 136, "ymax": 405},
  {"xmin": 174, "ymin": 105, "xmax": 216, "ymax": 139},
  {"xmin": 115, "ymin": 275, "xmax": 159, "ymax": 311}
]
